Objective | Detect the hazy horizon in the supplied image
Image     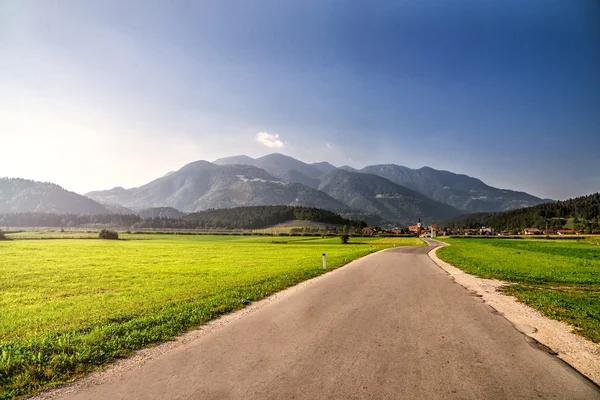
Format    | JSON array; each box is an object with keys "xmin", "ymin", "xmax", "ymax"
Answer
[{"xmin": 2, "ymin": 1, "xmax": 599, "ymax": 199}]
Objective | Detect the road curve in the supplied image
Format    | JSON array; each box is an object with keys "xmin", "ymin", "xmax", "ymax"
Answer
[{"xmin": 54, "ymin": 242, "xmax": 599, "ymax": 400}]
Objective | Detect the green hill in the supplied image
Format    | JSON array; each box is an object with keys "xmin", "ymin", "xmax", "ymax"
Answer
[
  {"xmin": 182, "ymin": 205, "xmax": 366, "ymax": 230},
  {"xmin": 442, "ymin": 192, "xmax": 600, "ymax": 232}
]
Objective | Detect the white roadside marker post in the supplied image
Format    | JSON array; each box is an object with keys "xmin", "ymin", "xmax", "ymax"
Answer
[
  {"xmin": 370, "ymin": 246, "xmax": 373, "ymax": 253},
  {"xmin": 322, "ymin": 253, "xmax": 327, "ymax": 270}
]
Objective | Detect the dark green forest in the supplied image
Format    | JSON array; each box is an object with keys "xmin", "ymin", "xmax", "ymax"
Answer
[
  {"xmin": 0, "ymin": 206, "xmax": 366, "ymax": 230},
  {"xmin": 443, "ymin": 193, "xmax": 600, "ymax": 231},
  {"xmin": 137, "ymin": 206, "xmax": 367, "ymax": 230},
  {"xmin": 0, "ymin": 213, "xmax": 141, "ymax": 228}
]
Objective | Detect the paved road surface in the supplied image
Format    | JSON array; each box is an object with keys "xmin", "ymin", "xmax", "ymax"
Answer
[{"xmin": 58, "ymin": 241, "xmax": 599, "ymax": 399}]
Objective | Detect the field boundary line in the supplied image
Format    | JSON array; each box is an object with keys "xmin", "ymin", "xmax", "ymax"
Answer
[
  {"xmin": 28, "ymin": 246, "xmax": 398, "ymax": 400},
  {"xmin": 426, "ymin": 239, "xmax": 600, "ymax": 386}
]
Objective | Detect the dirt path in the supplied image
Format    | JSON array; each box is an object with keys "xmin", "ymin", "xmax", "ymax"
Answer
[{"xmin": 33, "ymin": 244, "xmax": 599, "ymax": 399}]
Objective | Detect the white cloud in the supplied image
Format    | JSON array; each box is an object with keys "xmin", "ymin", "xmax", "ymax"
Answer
[{"xmin": 255, "ymin": 132, "xmax": 284, "ymax": 148}]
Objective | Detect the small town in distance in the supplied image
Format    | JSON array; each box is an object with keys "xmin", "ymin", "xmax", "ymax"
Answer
[{"xmin": 293, "ymin": 224, "xmax": 598, "ymax": 238}]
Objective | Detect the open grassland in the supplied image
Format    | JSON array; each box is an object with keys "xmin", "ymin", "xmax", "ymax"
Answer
[
  {"xmin": 0, "ymin": 234, "xmax": 423, "ymax": 399},
  {"xmin": 437, "ymin": 238, "xmax": 600, "ymax": 344},
  {"xmin": 4, "ymin": 231, "xmax": 101, "ymax": 240},
  {"xmin": 252, "ymin": 219, "xmax": 339, "ymax": 234}
]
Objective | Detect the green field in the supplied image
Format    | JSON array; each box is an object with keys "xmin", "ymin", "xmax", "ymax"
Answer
[
  {"xmin": 0, "ymin": 234, "xmax": 423, "ymax": 399},
  {"xmin": 253, "ymin": 219, "xmax": 339, "ymax": 234},
  {"xmin": 437, "ymin": 238, "xmax": 600, "ymax": 344}
]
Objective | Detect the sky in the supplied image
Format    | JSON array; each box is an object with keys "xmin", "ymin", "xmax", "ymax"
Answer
[{"xmin": 1, "ymin": 0, "xmax": 599, "ymax": 199}]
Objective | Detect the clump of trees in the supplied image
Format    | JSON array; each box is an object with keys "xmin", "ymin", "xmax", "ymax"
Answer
[
  {"xmin": 0, "ymin": 230, "xmax": 6, "ymax": 240},
  {"xmin": 339, "ymin": 225, "xmax": 349, "ymax": 244},
  {"xmin": 98, "ymin": 229, "xmax": 119, "ymax": 240}
]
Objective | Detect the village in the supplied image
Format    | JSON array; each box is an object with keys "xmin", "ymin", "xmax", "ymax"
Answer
[{"xmin": 358, "ymin": 218, "xmax": 600, "ymax": 237}]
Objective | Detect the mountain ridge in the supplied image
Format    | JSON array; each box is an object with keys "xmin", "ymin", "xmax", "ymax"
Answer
[
  {"xmin": 85, "ymin": 162, "xmax": 351, "ymax": 215},
  {"xmin": 211, "ymin": 153, "xmax": 548, "ymax": 213},
  {"xmin": 0, "ymin": 178, "xmax": 110, "ymax": 215},
  {"xmin": 2, "ymin": 153, "xmax": 552, "ymax": 226},
  {"xmin": 360, "ymin": 163, "xmax": 549, "ymax": 212}
]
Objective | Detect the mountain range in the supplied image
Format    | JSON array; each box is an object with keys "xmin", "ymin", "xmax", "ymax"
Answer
[{"xmin": 1, "ymin": 154, "xmax": 551, "ymax": 226}]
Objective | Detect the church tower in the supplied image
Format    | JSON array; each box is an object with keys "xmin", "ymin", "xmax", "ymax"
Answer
[{"xmin": 417, "ymin": 217, "xmax": 422, "ymax": 229}]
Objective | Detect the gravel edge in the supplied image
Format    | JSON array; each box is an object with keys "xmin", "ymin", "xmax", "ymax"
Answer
[{"xmin": 427, "ymin": 239, "xmax": 600, "ymax": 385}]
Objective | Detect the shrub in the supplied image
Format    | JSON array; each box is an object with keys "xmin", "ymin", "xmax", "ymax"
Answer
[
  {"xmin": 0, "ymin": 230, "xmax": 6, "ymax": 240},
  {"xmin": 98, "ymin": 229, "xmax": 119, "ymax": 240},
  {"xmin": 339, "ymin": 234, "xmax": 349, "ymax": 244}
]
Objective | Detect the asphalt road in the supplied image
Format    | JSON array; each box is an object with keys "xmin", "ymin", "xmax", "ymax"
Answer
[{"xmin": 57, "ymin": 241, "xmax": 599, "ymax": 400}]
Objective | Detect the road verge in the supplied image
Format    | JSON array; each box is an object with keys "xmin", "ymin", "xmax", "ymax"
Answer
[{"xmin": 426, "ymin": 239, "xmax": 600, "ymax": 386}]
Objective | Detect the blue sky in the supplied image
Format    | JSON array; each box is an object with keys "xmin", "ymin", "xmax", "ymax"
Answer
[{"xmin": 1, "ymin": 0, "xmax": 599, "ymax": 199}]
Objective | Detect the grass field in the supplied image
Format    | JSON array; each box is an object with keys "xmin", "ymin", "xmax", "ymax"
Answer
[
  {"xmin": 437, "ymin": 238, "xmax": 600, "ymax": 344},
  {"xmin": 252, "ymin": 219, "xmax": 340, "ymax": 234},
  {"xmin": 0, "ymin": 234, "xmax": 423, "ymax": 399}
]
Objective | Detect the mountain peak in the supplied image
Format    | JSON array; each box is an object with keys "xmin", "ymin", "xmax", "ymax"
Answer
[
  {"xmin": 178, "ymin": 160, "xmax": 215, "ymax": 172},
  {"xmin": 213, "ymin": 155, "xmax": 255, "ymax": 165},
  {"xmin": 339, "ymin": 165, "xmax": 359, "ymax": 172}
]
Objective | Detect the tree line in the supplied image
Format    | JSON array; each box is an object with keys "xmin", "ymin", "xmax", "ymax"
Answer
[
  {"xmin": 135, "ymin": 206, "xmax": 367, "ymax": 230},
  {"xmin": 0, "ymin": 213, "xmax": 141, "ymax": 228},
  {"xmin": 443, "ymin": 192, "xmax": 600, "ymax": 231},
  {"xmin": 0, "ymin": 206, "xmax": 367, "ymax": 230}
]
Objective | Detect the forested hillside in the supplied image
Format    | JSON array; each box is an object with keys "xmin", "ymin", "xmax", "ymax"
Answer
[
  {"xmin": 443, "ymin": 193, "xmax": 600, "ymax": 231},
  {"xmin": 86, "ymin": 162, "xmax": 349, "ymax": 213},
  {"xmin": 131, "ymin": 206, "xmax": 366, "ymax": 230},
  {"xmin": 0, "ymin": 213, "xmax": 141, "ymax": 228},
  {"xmin": 0, "ymin": 206, "xmax": 365, "ymax": 230},
  {"xmin": 178, "ymin": 205, "xmax": 366, "ymax": 230},
  {"xmin": 317, "ymin": 169, "xmax": 460, "ymax": 225},
  {"xmin": 360, "ymin": 164, "xmax": 549, "ymax": 212},
  {"xmin": 0, "ymin": 178, "xmax": 109, "ymax": 214}
]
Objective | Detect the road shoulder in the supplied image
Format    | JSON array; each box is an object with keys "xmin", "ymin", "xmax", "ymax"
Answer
[{"xmin": 426, "ymin": 239, "xmax": 600, "ymax": 386}]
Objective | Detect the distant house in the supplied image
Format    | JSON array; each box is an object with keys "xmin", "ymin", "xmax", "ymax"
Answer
[
  {"xmin": 556, "ymin": 229, "xmax": 575, "ymax": 235},
  {"xmin": 523, "ymin": 228, "xmax": 540, "ymax": 235},
  {"xmin": 408, "ymin": 225, "xmax": 421, "ymax": 234},
  {"xmin": 361, "ymin": 227, "xmax": 374, "ymax": 236},
  {"xmin": 390, "ymin": 229, "xmax": 401, "ymax": 235},
  {"xmin": 480, "ymin": 227, "xmax": 494, "ymax": 235}
]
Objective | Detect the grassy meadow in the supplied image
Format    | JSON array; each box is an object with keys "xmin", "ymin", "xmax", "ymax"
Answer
[
  {"xmin": 437, "ymin": 238, "xmax": 600, "ymax": 344},
  {"xmin": 0, "ymin": 233, "xmax": 423, "ymax": 399}
]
